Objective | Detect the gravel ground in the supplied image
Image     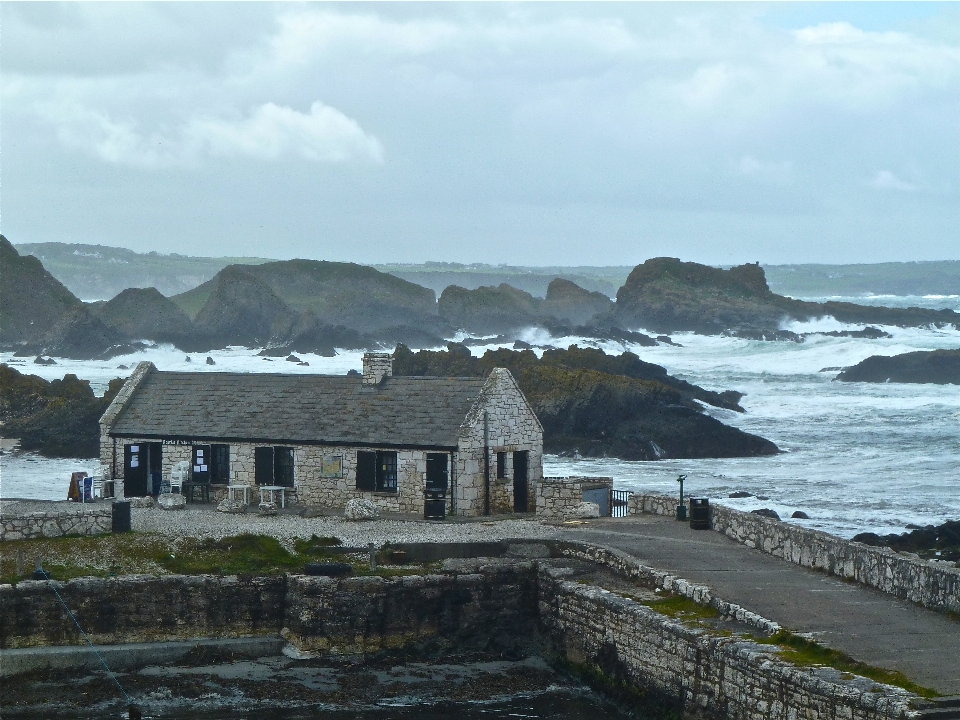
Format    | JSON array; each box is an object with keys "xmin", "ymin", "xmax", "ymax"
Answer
[{"xmin": 132, "ymin": 506, "xmax": 565, "ymax": 548}]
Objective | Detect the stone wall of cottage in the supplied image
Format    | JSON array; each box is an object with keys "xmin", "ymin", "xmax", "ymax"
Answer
[
  {"xmin": 534, "ymin": 478, "xmax": 584, "ymax": 519},
  {"xmin": 454, "ymin": 368, "xmax": 544, "ymax": 516}
]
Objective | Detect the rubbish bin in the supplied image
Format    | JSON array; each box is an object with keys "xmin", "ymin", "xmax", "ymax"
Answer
[
  {"xmin": 689, "ymin": 498, "xmax": 710, "ymax": 530},
  {"xmin": 112, "ymin": 501, "xmax": 131, "ymax": 533},
  {"xmin": 424, "ymin": 492, "xmax": 446, "ymax": 520}
]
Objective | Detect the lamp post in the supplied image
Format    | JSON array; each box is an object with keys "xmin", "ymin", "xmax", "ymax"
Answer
[{"xmin": 676, "ymin": 475, "xmax": 687, "ymax": 521}]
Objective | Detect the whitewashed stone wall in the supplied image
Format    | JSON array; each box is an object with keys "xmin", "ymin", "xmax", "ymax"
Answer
[
  {"xmin": 455, "ymin": 368, "xmax": 544, "ymax": 516},
  {"xmin": 629, "ymin": 492, "xmax": 960, "ymax": 615},
  {"xmin": 535, "ymin": 478, "xmax": 584, "ymax": 519},
  {"xmin": 1, "ymin": 505, "xmax": 112, "ymax": 541}
]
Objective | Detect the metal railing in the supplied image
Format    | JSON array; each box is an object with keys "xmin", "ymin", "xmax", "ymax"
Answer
[{"xmin": 611, "ymin": 489, "xmax": 631, "ymax": 518}]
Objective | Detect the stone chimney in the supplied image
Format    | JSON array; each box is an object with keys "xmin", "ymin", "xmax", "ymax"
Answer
[{"xmin": 362, "ymin": 353, "xmax": 393, "ymax": 385}]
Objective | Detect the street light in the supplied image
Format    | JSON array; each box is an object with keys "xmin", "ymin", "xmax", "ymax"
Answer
[{"xmin": 676, "ymin": 474, "xmax": 687, "ymax": 521}]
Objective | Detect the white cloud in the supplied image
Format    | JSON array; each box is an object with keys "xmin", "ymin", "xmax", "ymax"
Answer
[
  {"xmin": 43, "ymin": 100, "xmax": 383, "ymax": 169},
  {"xmin": 870, "ymin": 170, "xmax": 917, "ymax": 192}
]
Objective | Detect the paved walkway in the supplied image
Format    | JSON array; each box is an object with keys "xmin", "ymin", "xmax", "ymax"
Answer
[{"xmin": 564, "ymin": 514, "xmax": 960, "ymax": 695}]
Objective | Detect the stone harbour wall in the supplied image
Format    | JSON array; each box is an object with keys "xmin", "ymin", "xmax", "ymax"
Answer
[
  {"xmin": 629, "ymin": 493, "xmax": 960, "ymax": 614},
  {"xmin": 0, "ymin": 574, "xmax": 287, "ymax": 649},
  {"xmin": 0, "ymin": 557, "xmax": 930, "ymax": 718},
  {"xmin": 538, "ymin": 565, "xmax": 919, "ymax": 720},
  {"xmin": 0, "ymin": 504, "xmax": 112, "ymax": 542}
]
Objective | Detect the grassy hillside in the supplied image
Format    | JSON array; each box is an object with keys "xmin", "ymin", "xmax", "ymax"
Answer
[{"xmin": 15, "ymin": 242, "xmax": 271, "ymax": 301}]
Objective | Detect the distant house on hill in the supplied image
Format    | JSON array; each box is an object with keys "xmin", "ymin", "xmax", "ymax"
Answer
[{"xmin": 99, "ymin": 354, "xmax": 543, "ymax": 517}]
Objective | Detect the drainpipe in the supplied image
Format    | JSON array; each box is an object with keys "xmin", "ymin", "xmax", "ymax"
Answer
[
  {"xmin": 483, "ymin": 411, "xmax": 490, "ymax": 516},
  {"xmin": 450, "ymin": 451, "xmax": 457, "ymax": 516}
]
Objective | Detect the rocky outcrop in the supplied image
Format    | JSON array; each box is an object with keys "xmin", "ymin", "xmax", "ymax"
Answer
[
  {"xmin": 853, "ymin": 520, "xmax": 960, "ymax": 562},
  {"xmin": 0, "ymin": 236, "xmax": 82, "ymax": 349},
  {"xmin": 835, "ymin": 349, "xmax": 960, "ymax": 384},
  {"xmin": 0, "ymin": 365, "xmax": 124, "ymax": 458},
  {"xmin": 13, "ymin": 304, "xmax": 140, "ymax": 361},
  {"xmin": 392, "ymin": 344, "xmax": 777, "ymax": 461},
  {"xmin": 93, "ymin": 287, "xmax": 198, "ymax": 347},
  {"xmin": 172, "ymin": 260, "xmax": 448, "ymax": 352},
  {"xmin": 438, "ymin": 284, "xmax": 541, "ymax": 335},
  {"xmin": 613, "ymin": 257, "xmax": 960, "ymax": 336},
  {"xmin": 542, "ymin": 278, "xmax": 613, "ymax": 325}
]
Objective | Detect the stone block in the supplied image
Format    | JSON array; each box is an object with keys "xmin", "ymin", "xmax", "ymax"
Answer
[
  {"xmin": 344, "ymin": 498, "xmax": 379, "ymax": 521},
  {"xmin": 158, "ymin": 494, "xmax": 186, "ymax": 511},
  {"xmin": 217, "ymin": 499, "xmax": 245, "ymax": 514},
  {"xmin": 258, "ymin": 501, "xmax": 278, "ymax": 516}
]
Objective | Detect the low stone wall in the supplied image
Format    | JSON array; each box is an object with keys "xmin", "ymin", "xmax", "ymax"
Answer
[
  {"xmin": 538, "ymin": 565, "xmax": 919, "ymax": 720},
  {"xmin": 0, "ymin": 574, "xmax": 287, "ymax": 648},
  {"xmin": 0, "ymin": 503, "xmax": 112, "ymax": 542},
  {"xmin": 535, "ymin": 477, "xmax": 583, "ymax": 519},
  {"xmin": 628, "ymin": 493, "xmax": 960, "ymax": 614}
]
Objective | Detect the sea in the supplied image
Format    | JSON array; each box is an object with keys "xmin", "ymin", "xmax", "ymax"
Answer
[{"xmin": 2, "ymin": 293, "xmax": 958, "ymax": 539}]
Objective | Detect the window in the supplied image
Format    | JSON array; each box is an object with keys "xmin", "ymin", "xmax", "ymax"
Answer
[
  {"xmin": 274, "ymin": 447, "xmax": 295, "ymax": 487},
  {"xmin": 210, "ymin": 444, "xmax": 230, "ymax": 484},
  {"xmin": 377, "ymin": 451, "xmax": 398, "ymax": 492},
  {"xmin": 356, "ymin": 450, "xmax": 398, "ymax": 493},
  {"xmin": 496, "ymin": 451, "xmax": 507, "ymax": 479}
]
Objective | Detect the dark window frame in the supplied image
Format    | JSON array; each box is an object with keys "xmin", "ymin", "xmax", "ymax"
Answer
[{"xmin": 376, "ymin": 451, "xmax": 398, "ymax": 493}]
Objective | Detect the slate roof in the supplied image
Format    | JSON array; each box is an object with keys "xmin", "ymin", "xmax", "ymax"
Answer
[{"xmin": 109, "ymin": 371, "xmax": 489, "ymax": 449}]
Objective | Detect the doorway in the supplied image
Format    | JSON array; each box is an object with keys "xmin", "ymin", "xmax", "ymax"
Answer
[
  {"xmin": 123, "ymin": 442, "xmax": 162, "ymax": 496},
  {"xmin": 513, "ymin": 450, "xmax": 529, "ymax": 513}
]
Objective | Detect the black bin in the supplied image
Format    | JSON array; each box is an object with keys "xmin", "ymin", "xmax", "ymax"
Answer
[
  {"xmin": 424, "ymin": 494, "xmax": 446, "ymax": 520},
  {"xmin": 112, "ymin": 501, "xmax": 131, "ymax": 533},
  {"xmin": 689, "ymin": 498, "xmax": 710, "ymax": 530}
]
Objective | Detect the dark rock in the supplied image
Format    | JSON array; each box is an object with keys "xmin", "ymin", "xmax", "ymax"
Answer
[
  {"xmin": 439, "ymin": 284, "xmax": 541, "ymax": 335},
  {"xmin": 612, "ymin": 257, "xmax": 960, "ymax": 336},
  {"xmin": 93, "ymin": 286, "xmax": 198, "ymax": 348},
  {"xmin": 852, "ymin": 520, "xmax": 960, "ymax": 562},
  {"xmin": 514, "ymin": 340, "xmax": 532, "ymax": 350},
  {"xmin": 751, "ymin": 508, "xmax": 781, "ymax": 520},
  {"xmin": 836, "ymin": 349, "xmax": 960, "ymax": 385},
  {"xmin": 810, "ymin": 326, "xmax": 892, "ymax": 339},
  {"xmin": 542, "ymin": 278, "xmax": 613, "ymax": 326},
  {"xmin": 756, "ymin": 495, "xmax": 769, "ymax": 500},
  {"xmin": 656, "ymin": 335, "xmax": 679, "ymax": 346},
  {"xmin": 791, "ymin": 511, "xmax": 810, "ymax": 519},
  {"xmin": 0, "ymin": 235, "xmax": 82, "ymax": 348},
  {"xmin": 185, "ymin": 356, "xmax": 191, "ymax": 362},
  {"xmin": 819, "ymin": 366, "xmax": 844, "ymax": 372},
  {"xmin": 728, "ymin": 491, "xmax": 753, "ymax": 498},
  {"xmin": 392, "ymin": 344, "xmax": 777, "ymax": 461},
  {"xmin": 1, "ymin": 364, "xmax": 125, "ymax": 457},
  {"xmin": 347, "ymin": 369, "xmax": 360, "ymax": 376},
  {"xmin": 33, "ymin": 356, "xmax": 57, "ymax": 366},
  {"xmin": 286, "ymin": 354, "xmax": 302, "ymax": 363},
  {"xmin": 30, "ymin": 305, "xmax": 141, "ymax": 360},
  {"xmin": 298, "ymin": 361, "xmax": 310, "ymax": 366},
  {"xmin": 117, "ymin": 364, "xmax": 128, "ymax": 370},
  {"xmin": 206, "ymin": 356, "xmax": 215, "ymax": 365}
]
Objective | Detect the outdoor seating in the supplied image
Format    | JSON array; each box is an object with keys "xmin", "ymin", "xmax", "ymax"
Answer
[{"xmin": 169, "ymin": 461, "xmax": 189, "ymax": 494}]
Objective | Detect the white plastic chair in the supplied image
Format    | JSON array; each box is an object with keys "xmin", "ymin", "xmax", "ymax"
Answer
[{"xmin": 169, "ymin": 461, "xmax": 189, "ymax": 494}]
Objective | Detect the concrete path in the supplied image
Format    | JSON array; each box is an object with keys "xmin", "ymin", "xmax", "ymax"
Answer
[{"xmin": 564, "ymin": 514, "xmax": 960, "ymax": 695}]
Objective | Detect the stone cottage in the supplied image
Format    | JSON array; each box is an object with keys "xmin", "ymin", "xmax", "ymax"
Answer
[{"xmin": 99, "ymin": 354, "xmax": 543, "ymax": 516}]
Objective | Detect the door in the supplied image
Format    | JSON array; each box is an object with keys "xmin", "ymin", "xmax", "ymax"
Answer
[
  {"xmin": 255, "ymin": 447, "xmax": 274, "ymax": 485},
  {"xmin": 425, "ymin": 453, "xmax": 449, "ymax": 495},
  {"xmin": 513, "ymin": 451, "xmax": 529, "ymax": 513},
  {"xmin": 124, "ymin": 444, "xmax": 148, "ymax": 497},
  {"xmin": 210, "ymin": 444, "xmax": 230, "ymax": 484},
  {"xmin": 192, "ymin": 445, "xmax": 211, "ymax": 484}
]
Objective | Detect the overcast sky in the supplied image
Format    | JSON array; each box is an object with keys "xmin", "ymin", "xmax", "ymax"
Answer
[{"xmin": 2, "ymin": 2, "xmax": 957, "ymax": 266}]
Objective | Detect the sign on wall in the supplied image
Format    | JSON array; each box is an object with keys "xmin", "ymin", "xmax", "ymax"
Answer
[{"xmin": 320, "ymin": 455, "xmax": 343, "ymax": 478}]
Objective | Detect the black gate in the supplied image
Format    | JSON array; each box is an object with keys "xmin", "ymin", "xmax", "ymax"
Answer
[
  {"xmin": 611, "ymin": 490, "xmax": 631, "ymax": 518},
  {"xmin": 513, "ymin": 451, "xmax": 529, "ymax": 513}
]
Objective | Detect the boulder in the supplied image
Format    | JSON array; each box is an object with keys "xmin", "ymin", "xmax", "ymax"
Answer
[
  {"xmin": 217, "ymin": 498, "xmax": 245, "ymax": 514},
  {"xmin": 127, "ymin": 496, "xmax": 155, "ymax": 508},
  {"xmin": 567, "ymin": 501, "xmax": 601, "ymax": 519},
  {"xmin": 258, "ymin": 501, "xmax": 278, "ymax": 516},
  {"xmin": 344, "ymin": 498, "xmax": 380, "ymax": 521},
  {"xmin": 158, "ymin": 493, "xmax": 186, "ymax": 511},
  {"xmin": 751, "ymin": 508, "xmax": 781, "ymax": 521},
  {"xmin": 791, "ymin": 510, "xmax": 810, "ymax": 519}
]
